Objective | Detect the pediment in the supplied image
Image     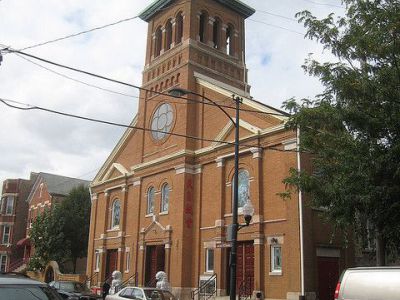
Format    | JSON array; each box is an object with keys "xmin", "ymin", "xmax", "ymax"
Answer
[
  {"xmin": 212, "ymin": 119, "xmax": 261, "ymax": 147},
  {"xmin": 101, "ymin": 163, "xmax": 129, "ymax": 181},
  {"xmin": 141, "ymin": 218, "xmax": 171, "ymax": 240}
]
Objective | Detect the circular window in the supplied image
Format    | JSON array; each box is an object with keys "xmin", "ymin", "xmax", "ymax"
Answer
[{"xmin": 151, "ymin": 103, "xmax": 174, "ymax": 140}]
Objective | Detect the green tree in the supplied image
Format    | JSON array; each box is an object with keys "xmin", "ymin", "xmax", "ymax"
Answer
[
  {"xmin": 28, "ymin": 185, "xmax": 91, "ymax": 273},
  {"xmin": 28, "ymin": 209, "xmax": 67, "ymax": 271},
  {"xmin": 282, "ymin": 0, "xmax": 400, "ymax": 265},
  {"xmin": 58, "ymin": 185, "xmax": 91, "ymax": 273}
]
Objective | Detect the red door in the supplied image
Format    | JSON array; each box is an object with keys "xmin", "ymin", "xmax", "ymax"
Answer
[
  {"xmin": 317, "ymin": 257, "xmax": 339, "ymax": 300},
  {"xmin": 236, "ymin": 242, "xmax": 254, "ymax": 293},
  {"xmin": 145, "ymin": 245, "xmax": 165, "ymax": 286},
  {"xmin": 105, "ymin": 249, "xmax": 118, "ymax": 280}
]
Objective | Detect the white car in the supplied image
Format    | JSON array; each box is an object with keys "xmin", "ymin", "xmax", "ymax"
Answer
[{"xmin": 106, "ymin": 287, "xmax": 176, "ymax": 300}]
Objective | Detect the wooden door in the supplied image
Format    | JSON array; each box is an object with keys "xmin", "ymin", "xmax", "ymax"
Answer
[
  {"xmin": 105, "ymin": 249, "xmax": 118, "ymax": 280},
  {"xmin": 145, "ymin": 245, "xmax": 165, "ymax": 286},
  {"xmin": 317, "ymin": 256, "xmax": 339, "ymax": 300},
  {"xmin": 236, "ymin": 242, "xmax": 254, "ymax": 293}
]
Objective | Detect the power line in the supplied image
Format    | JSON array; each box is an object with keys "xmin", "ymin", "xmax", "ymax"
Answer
[
  {"xmin": 248, "ymin": 19, "xmax": 305, "ymax": 36},
  {"xmin": 256, "ymin": 10, "xmax": 297, "ymax": 22},
  {"xmin": 0, "ymin": 97, "xmax": 302, "ymax": 154},
  {"xmin": 3, "ymin": 48, "xmax": 287, "ymax": 117},
  {"xmin": 303, "ymin": 0, "xmax": 344, "ymax": 9}
]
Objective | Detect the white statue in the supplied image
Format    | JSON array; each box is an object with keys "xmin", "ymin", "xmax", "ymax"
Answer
[
  {"xmin": 155, "ymin": 271, "xmax": 171, "ymax": 291},
  {"xmin": 109, "ymin": 270, "xmax": 122, "ymax": 294}
]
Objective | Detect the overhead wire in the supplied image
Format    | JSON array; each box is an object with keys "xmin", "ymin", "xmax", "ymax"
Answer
[
  {"xmin": 303, "ymin": 0, "xmax": 344, "ymax": 9},
  {"xmin": 3, "ymin": 48, "xmax": 288, "ymax": 117},
  {"xmin": 0, "ymin": 97, "xmax": 302, "ymax": 154}
]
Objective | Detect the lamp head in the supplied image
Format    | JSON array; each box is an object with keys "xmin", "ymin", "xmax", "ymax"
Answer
[{"xmin": 242, "ymin": 201, "xmax": 254, "ymax": 226}]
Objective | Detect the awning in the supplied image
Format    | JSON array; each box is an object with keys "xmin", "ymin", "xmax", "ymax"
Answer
[{"xmin": 16, "ymin": 237, "xmax": 30, "ymax": 247}]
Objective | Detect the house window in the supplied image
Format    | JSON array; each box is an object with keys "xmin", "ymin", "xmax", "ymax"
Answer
[
  {"xmin": 111, "ymin": 200, "xmax": 121, "ymax": 229},
  {"xmin": 161, "ymin": 184, "xmax": 170, "ymax": 213},
  {"xmin": 125, "ymin": 251, "xmax": 131, "ymax": 272},
  {"xmin": 2, "ymin": 225, "xmax": 10, "ymax": 244},
  {"xmin": 206, "ymin": 249, "xmax": 214, "ymax": 273},
  {"xmin": 0, "ymin": 255, "xmax": 7, "ymax": 272},
  {"xmin": 147, "ymin": 187, "xmax": 155, "ymax": 215},
  {"xmin": 232, "ymin": 169, "xmax": 250, "ymax": 210},
  {"xmin": 271, "ymin": 245, "xmax": 282, "ymax": 273},
  {"xmin": 175, "ymin": 13, "xmax": 183, "ymax": 44},
  {"xmin": 95, "ymin": 250, "xmax": 100, "ymax": 272},
  {"xmin": 5, "ymin": 196, "xmax": 14, "ymax": 215},
  {"xmin": 165, "ymin": 19, "xmax": 173, "ymax": 50}
]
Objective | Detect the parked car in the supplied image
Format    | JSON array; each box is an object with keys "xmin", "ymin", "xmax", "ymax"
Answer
[
  {"xmin": 334, "ymin": 267, "xmax": 400, "ymax": 300},
  {"xmin": 0, "ymin": 272, "xmax": 63, "ymax": 300},
  {"xmin": 106, "ymin": 287, "xmax": 176, "ymax": 300},
  {"xmin": 49, "ymin": 280, "xmax": 102, "ymax": 300}
]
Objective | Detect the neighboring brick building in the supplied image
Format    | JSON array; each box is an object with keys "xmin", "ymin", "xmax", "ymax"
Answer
[
  {"xmin": 0, "ymin": 173, "xmax": 37, "ymax": 272},
  {"xmin": 87, "ymin": 1, "xmax": 354, "ymax": 300},
  {"xmin": 24, "ymin": 172, "xmax": 90, "ymax": 269}
]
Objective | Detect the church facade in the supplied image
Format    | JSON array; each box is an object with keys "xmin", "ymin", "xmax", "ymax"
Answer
[{"xmin": 87, "ymin": 1, "xmax": 354, "ymax": 300}]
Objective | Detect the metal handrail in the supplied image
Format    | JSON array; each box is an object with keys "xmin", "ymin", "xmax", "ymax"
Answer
[
  {"xmin": 7, "ymin": 258, "xmax": 29, "ymax": 272},
  {"xmin": 123, "ymin": 272, "xmax": 138, "ymax": 286},
  {"xmin": 86, "ymin": 272, "xmax": 98, "ymax": 287},
  {"xmin": 145, "ymin": 276, "xmax": 157, "ymax": 288},
  {"xmin": 238, "ymin": 277, "xmax": 253, "ymax": 300},
  {"xmin": 191, "ymin": 274, "xmax": 217, "ymax": 300}
]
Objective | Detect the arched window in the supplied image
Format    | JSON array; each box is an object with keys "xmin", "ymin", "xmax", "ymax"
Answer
[
  {"xmin": 199, "ymin": 11, "xmax": 208, "ymax": 43},
  {"xmin": 161, "ymin": 184, "xmax": 170, "ymax": 213},
  {"xmin": 213, "ymin": 18, "xmax": 221, "ymax": 49},
  {"xmin": 147, "ymin": 187, "xmax": 155, "ymax": 215},
  {"xmin": 175, "ymin": 13, "xmax": 183, "ymax": 44},
  {"xmin": 165, "ymin": 19, "xmax": 173, "ymax": 51},
  {"xmin": 226, "ymin": 24, "xmax": 234, "ymax": 55},
  {"xmin": 154, "ymin": 27, "xmax": 162, "ymax": 57},
  {"xmin": 232, "ymin": 169, "xmax": 250, "ymax": 209},
  {"xmin": 111, "ymin": 200, "xmax": 121, "ymax": 228}
]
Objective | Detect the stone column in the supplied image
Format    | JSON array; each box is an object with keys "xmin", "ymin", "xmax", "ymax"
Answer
[
  {"xmin": 120, "ymin": 185, "xmax": 128, "ymax": 235},
  {"xmin": 160, "ymin": 26, "xmax": 166, "ymax": 55},
  {"xmin": 171, "ymin": 18, "xmax": 176, "ymax": 48},
  {"xmin": 207, "ymin": 17, "xmax": 215, "ymax": 47},
  {"xmin": 103, "ymin": 192, "xmax": 110, "ymax": 233}
]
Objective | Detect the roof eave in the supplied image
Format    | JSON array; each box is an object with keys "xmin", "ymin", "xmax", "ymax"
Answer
[{"xmin": 139, "ymin": 0, "xmax": 255, "ymax": 22}]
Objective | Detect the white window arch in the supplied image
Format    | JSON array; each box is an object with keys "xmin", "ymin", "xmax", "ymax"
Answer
[
  {"xmin": 111, "ymin": 200, "xmax": 120, "ymax": 228},
  {"xmin": 147, "ymin": 187, "xmax": 155, "ymax": 215},
  {"xmin": 232, "ymin": 169, "xmax": 250, "ymax": 209},
  {"xmin": 161, "ymin": 184, "xmax": 170, "ymax": 213}
]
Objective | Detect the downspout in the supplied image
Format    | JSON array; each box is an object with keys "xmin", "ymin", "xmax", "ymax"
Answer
[{"xmin": 297, "ymin": 127, "xmax": 305, "ymax": 300}]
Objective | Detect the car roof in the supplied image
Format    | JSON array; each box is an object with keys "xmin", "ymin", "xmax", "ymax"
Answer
[{"xmin": 0, "ymin": 274, "xmax": 47, "ymax": 286}]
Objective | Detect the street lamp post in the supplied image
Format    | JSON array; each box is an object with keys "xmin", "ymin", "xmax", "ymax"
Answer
[{"xmin": 168, "ymin": 88, "xmax": 254, "ymax": 300}]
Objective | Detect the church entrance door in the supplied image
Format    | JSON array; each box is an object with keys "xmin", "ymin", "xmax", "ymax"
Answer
[{"xmin": 145, "ymin": 245, "xmax": 165, "ymax": 287}]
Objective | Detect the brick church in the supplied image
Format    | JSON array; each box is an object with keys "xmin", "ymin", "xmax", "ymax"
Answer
[{"xmin": 87, "ymin": 1, "xmax": 354, "ymax": 300}]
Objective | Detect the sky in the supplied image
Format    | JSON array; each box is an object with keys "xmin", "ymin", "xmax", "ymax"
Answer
[{"xmin": 0, "ymin": 0, "xmax": 345, "ymax": 190}]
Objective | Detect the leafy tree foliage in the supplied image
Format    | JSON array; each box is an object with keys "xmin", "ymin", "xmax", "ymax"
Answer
[
  {"xmin": 282, "ymin": 0, "xmax": 400, "ymax": 265},
  {"xmin": 28, "ymin": 185, "xmax": 91, "ymax": 272},
  {"xmin": 59, "ymin": 185, "xmax": 91, "ymax": 273},
  {"xmin": 28, "ymin": 209, "xmax": 67, "ymax": 271}
]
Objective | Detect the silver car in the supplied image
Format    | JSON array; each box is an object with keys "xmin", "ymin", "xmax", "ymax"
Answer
[
  {"xmin": 335, "ymin": 267, "xmax": 400, "ymax": 300},
  {"xmin": 106, "ymin": 287, "xmax": 176, "ymax": 300}
]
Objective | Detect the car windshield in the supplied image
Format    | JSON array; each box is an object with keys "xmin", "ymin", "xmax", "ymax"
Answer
[
  {"xmin": 59, "ymin": 282, "xmax": 88, "ymax": 293},
  {"xmin": 0, "ymin": 285, "xmax": 62, "ymax": 300}
]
